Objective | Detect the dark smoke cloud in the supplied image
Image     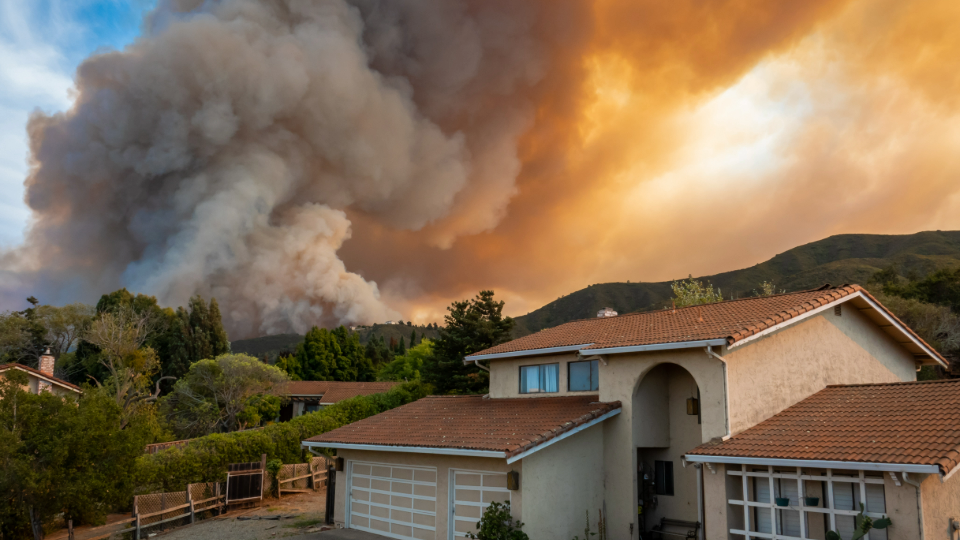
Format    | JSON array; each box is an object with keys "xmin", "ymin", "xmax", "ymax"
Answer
[{"xmin": 2, "ymin": 0, "xmax": 567, "ymax": 337}]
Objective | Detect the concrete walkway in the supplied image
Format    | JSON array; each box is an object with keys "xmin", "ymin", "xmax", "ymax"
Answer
[{"xmin": 286, "ymin": 528, "xmax": 392, "ymax": 540}]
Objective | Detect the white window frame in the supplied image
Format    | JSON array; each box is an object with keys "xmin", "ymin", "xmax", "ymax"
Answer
[{"xmin": 727, "ymin": 464, "xmax": 888, "ymax": 540}]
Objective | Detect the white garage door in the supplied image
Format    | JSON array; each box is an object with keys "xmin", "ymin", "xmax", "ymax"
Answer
[
  {"xmin": 450, "ymin": 470, "xmax": 512, "ymax": 539},
  {"xmin": 348, "ymin": 462, "xmax": 437, "ymax": 540}
]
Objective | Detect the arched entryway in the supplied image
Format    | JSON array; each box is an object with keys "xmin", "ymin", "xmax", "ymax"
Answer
[{"xmin": 634, "ymin": 363, "xmax": 703, "ymax": 536}]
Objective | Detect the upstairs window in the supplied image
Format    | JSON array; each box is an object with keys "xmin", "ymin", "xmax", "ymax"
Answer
[
  {"xmin": 655, "ymin": 460, "xmax": 674, "ymax": 496},
  {"xmin": 568, "ymin": 360, "xmax": 599, "ymax": 392},
  {"xmin": 520, "ymin": 364, "xmax": 559, "ymax": 394}
]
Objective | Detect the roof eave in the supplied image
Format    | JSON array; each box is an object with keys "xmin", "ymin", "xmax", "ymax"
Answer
[
  {"xmin": 505, "ymin": 408, "xmax": 620, "ymax": 464},
  {"xmin": 684, "ymin": 454, "xmax": 941, "ymax": 474},
  {"xmin": 300, "ymin": 441, "xmax": 506, "ymax": 459}
]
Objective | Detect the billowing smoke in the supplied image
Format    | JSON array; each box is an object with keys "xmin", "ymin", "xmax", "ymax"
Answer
[{"xmin": 3, "ymin": 0, "xmax": 559, "ymax": 337}]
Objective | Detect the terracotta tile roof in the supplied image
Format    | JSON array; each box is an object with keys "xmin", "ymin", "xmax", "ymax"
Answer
[
  {"xmin": 283, "ymin": 381, "xmax": 397, "ymax": 403},
  {"xmin": 687, "ymin": 379, "xmax": 960, "ymax": 475},
  {"xmin": 304, "ymin": 395, "xmax": 621, "ymax": 459},
  {"xmin": 0, "ymin": 363, "xmax": 82, "ymax": 392},
  {"xmin": 470, "ymin": 285, "xmax": 943, "ymax": 364}
]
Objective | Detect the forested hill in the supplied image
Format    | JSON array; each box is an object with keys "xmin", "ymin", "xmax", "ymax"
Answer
[
  {"xmin": 231, "ymin": 323, "xmax": 440, "ymax": 361},
  {"xmin": 512, "ymin": 230, "xmax": 960, "ymax": 336}
]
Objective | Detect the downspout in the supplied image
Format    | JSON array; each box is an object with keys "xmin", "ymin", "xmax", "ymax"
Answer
[
  {"xmin": 470, "ymin": 359, "xmax": 490, "ymax": 372},
  {"xmin": 902, "ymin": 472, "xmax": 925, "ymax": 540},
  {"xmin": 705, "ymin": 346, "xmax": 732, "ymax": 440},
  {"xmin": 695, "ymin": 464, "xmax": 705, "ymax": 540}
]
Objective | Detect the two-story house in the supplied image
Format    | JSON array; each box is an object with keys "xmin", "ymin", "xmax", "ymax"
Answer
[{"xmin": 303, "ymin": 285, "xmax": 960, "ymax": 540}]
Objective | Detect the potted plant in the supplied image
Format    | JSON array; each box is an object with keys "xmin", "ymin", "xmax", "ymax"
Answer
[
  {"xmin": 826, "ymin": 504, "xmax": 891, "ymax": 540},
  {"xmin": 804, "ymin": 496, "xmax": 820, "ymax": 507},
  {"xmin": 775, "ymin": 497, "xmax": 790, "ymax": 507}
]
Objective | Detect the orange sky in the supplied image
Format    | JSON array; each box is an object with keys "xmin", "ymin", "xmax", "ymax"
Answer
[{"xmin": 342, "ymin": 0, "xmax": 960, "ymax": 323}]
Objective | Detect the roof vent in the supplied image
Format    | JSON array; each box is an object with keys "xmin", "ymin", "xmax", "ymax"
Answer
[{"xmin": 597, "ymin": 307, "xmax": 618, "ymax": 318}]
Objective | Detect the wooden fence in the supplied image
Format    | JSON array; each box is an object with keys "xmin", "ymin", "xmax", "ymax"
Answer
[
  {"xmin": 276, "ymin": 456, "xmax": 331, "ymax": 498},
  {"xmin": 112, "ymin": 482, "xmax": 225, "ymax": 539}
]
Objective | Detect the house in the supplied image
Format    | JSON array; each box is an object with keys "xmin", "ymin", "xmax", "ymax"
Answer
[
  {"xmin": 279, "ymin": 381, "xmax": 398, "ymax": 421},
  {"xmin": 302, "ymin": 285, "xmax": 956, "ymax": 540},
  {"xmin": 0, "ymin": 349, "xmax": 81, "ymax": 397}
]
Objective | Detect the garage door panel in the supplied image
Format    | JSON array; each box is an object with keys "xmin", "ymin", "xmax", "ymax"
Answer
[
  {"xmin": 452, "ymin": 471, "xmax": 512, "ymax": 539},
  {"xmin": 350, "ymin": 461, "xmax": 436, "ymax": 540}
]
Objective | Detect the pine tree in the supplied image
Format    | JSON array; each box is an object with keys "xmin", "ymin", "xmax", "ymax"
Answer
[
  {"xmin": 410, "ymin": 329, "xmax": 417, "ymax": 347},
  {"xmin": 425, "ymin": 290, "xmax": 514, "ymax": 394}
]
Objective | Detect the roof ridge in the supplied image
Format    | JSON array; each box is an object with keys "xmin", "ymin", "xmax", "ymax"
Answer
[
  {"xmin": 826, "ymin": 378, "xmax": 960, "ymax": 388},
  {"xmin": 523, "ymin": 284, "xmax": 860, "ymax": 331}
]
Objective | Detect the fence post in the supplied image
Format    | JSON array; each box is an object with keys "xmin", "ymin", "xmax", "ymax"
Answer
[
  {"xmin": 67, "ymin": 519, "xmax": 73, "ymax": 540},
  {"xmin": 187, "ymin": 485, "xmax": 195, "ymax": 524},
  {"xmin": 325, "ymin": 465, "xmax": 336, "ymax": 524},
  {"xmin": 135, "ymin": 514, "xmax": 141, "ymax": 540}
]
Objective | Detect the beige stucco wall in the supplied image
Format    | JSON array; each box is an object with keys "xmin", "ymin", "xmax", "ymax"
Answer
[
  {"xmin": 1, "ymin": 369, "xmax": 77, "ymax": 397},
  {"xmin": 522, "ymin": 423, "xmax": 605, "ymax": 540},
  {"xmin": 921, "ymin": 471, "xmax": 960, "ymax": 539},
  {"xmin": 332, "ymin": 450, "xmax": 521, "ymax": 539},
  {"xmin": 489, "ymin": 352, "xmax": 595, "ymax": 398},
  {"xmin": 724, "ymin": 309, "xmax": 917, "ymax": 434}
]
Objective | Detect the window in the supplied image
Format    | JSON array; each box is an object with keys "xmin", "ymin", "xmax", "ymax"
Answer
[
  {"xmin": 568, "ymin": 360, "xmax": 599, "ymax": 392},
  {"xmin": 519, "ymin": 364, "xmax": 559, "ymax": 394},
  {"xmin": 654, "ymin": 460, "xmax": 674, "ymax": 496},
  {"xmin": 728, "ymin": 466, "xmax": 889, "ymax": 540}
]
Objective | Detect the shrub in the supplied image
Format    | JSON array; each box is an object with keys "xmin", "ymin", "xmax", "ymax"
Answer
[
  {"xmin": 466, "ymin": 501, "xmax": 528, "ymax": 540},
  {"xmin": 134, "ymin": 381, "xmax": 432, "ymax": 492},
  {"xmin": 265, "ymin": 459, "xmax": 283, "ymax": 498}
]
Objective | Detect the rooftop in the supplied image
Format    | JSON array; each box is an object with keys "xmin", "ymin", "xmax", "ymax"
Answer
[
  {"xmin": 687, "ymin": 379, "xmax": 960, "ymax": 475},
  {"xmin": 468, "ymin": 285, "xmax": 944, "ymax": 364},
  {"xmin": 303, "ymin": 394, "xmax": 621, "ymax": 460},
  {"xmin": 0, "ymin": 363, "xmax": 82, "ymax": 393}
]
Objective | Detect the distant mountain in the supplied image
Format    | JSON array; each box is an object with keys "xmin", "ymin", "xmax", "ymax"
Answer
[
  {"xmin": 230, "ymin": 323, "xmax": 440, "ymax": 361},
  {"xmin": 512, "ymin": 230, "xmax": 960, "ymax": 336}
]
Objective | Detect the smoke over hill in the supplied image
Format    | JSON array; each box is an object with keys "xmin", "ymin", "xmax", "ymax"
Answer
[{"xmin": 2, "ymin": 0, "xmax": 573, "ymax": 337}]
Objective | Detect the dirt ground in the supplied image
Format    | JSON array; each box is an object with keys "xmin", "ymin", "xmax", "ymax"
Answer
[{"xmin": 151, "ymin": 490, "xmax": 330, "ymax": 540}]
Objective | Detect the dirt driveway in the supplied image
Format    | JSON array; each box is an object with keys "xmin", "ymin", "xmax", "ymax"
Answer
[{"xmin": 147, "ymin": 490, "xmax": 329, "ymax": 540}]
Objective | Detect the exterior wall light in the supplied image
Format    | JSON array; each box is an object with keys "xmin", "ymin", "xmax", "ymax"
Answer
[{"xmin": 507, "ymin": 471, "xmax": 520, "ymax": 491}]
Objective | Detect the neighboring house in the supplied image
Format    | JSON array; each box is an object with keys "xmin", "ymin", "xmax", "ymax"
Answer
[
  {"xmin": 280, "ymin": 381, "xmax": 397, "ymax": 421},
  {"xmin": 302, "ymin": 285, "xmax": 954, "ymax": 540},
  {"xmin": 0, "ymin": 350, "xmax": 81, "ymax": 397}
]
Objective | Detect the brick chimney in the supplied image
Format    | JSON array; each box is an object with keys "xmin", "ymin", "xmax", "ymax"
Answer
[{"xmin": 39, "ymin": 348, "xmax": 55, "ymax": 377}]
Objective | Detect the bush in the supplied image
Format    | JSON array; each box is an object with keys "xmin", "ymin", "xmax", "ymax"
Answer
[
  {"xmin": 266, "ymin": 459, "xmax": 283, "ymax": 498},
  {"xmin": 134, "ymin": 381, "xmax": 432, "ymax": 492},
  {"xmin": 466, "ymin": 501, "xmax": 528, "ymax": 540}
]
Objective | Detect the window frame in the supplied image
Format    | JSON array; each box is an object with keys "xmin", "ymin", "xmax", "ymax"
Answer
[
  {"xmin": 727, "ymin": 465, "xmax": 889, "ymax": 540},
  {"xmin": 518, "ymin": 362, "xmax": 560, "ymax": 394},
  {"xmin": 654, "ymin": 460, "xmax": 675, "ymax": 496},
  {"xmin": 567, "ymin": 359, "xmax": 600, "ymax": 392}
]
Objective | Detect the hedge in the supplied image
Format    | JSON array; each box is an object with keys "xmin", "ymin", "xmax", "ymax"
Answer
[{"xmin": 134, "ymin": 381, "xmax": 432, "ymax": 492}]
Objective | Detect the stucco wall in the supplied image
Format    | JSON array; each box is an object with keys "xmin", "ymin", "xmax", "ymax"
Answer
[
  {"xmin": 332, "ymin": 450, "xmax": 521, "ymax": 539},
  {"xmin": 702, "ymin": 464, "xmax": 727, "ymax": 539},
  {"xmin": 522, "ymin": 423, "xmax": 605, "ymax": 540},
  {"xmin": 489, "ymin": 352, "xmax": 595, "ymax": 399},
  {"xmin": 921, "ymin": 471, "xmax": 960, "ymax": 539},
  {"xmin": 724, "ymin": 309, "xmax": 917, "ymax": 434}
]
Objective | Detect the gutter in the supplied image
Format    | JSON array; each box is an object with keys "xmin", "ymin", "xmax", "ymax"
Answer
[
  {"xmin": 704, "ymin": 346, "xmax": 732, "ymax": 441},
  {"xmin": 465, "ymin": 343, "xmax": 592, "ymax": 362},
  {"xmin": 301, "ymin": 441, "xmax": 507, "ymax": 459},
  {"xmin": 684, "ymin": 455, "xmax": 941, "ymax": 474}
]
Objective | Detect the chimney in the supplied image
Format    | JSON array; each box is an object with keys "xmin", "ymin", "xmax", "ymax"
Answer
[{"xmin": 39, "ymin": 348, "xmax": 55, "ymax": 377}]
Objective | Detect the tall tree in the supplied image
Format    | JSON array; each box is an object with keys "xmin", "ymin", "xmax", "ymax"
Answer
[
  {"xmin": 425, "ymin": 291, "xmax": 514, "ymax": 394},
  {"xmin": 378, "ymin": 339, "xmax": 433, "ymax": 382},
  {"xmin": 0, "ymin": 371, "xmax": 149, "ymax": 539},
  {"xmin": 159, "ymin": 354, "xmax": 288, "ymax": 437}
]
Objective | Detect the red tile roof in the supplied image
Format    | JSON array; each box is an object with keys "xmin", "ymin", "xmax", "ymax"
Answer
[
  {"xmin": 470, "ymin": 285, "xmax": 943, "ymax": 364},
  {"xmin": 304, "ymin": 395, "xmax": 621, "ymax": 459},
  {"xmin": 687, "ymin": 379, "xmax": 960, "ymax": 475},
  {"xmin": 283, "ymin": 381, "xmax": 397, "ymax": 404},
  {"xmin": 0, "ymin": 363, "xmax": 82, "ymax": 392}
]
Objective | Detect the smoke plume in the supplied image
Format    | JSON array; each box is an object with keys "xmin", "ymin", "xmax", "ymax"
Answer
[
  {"xmin": 6, "ymin": 0, "xmax": 960, "ymax": 336},
  {"xmin": 3, "ymin": 0, "xmax": 566, "ymax": 336}
]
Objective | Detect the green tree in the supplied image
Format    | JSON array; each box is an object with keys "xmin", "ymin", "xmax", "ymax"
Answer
[
  {"xmin": 378, "ymin": 339, "xmax": 433, "ymax": 382},
  {"xmin": 670, "ymin": 275, "xmax": 723, "ymax": 307},
  {"xmin": 160, "ymin": 353, "xmax": 289, "ymax": 438},
  {"xmin": 410, "ymin": 329, "xmax": 418, "ymax": 347},
  {"xmin": 278, "ymin": 326, "xmax": 373, "ymax": 382},
  {"xmin": 0, "ymin": 372, "xmax": 151, "ymax": 539},
  {"xmin": 881, "ymin": 267, "xmax": 960, "ymax": 313},
  {"xmin": 425, "ymin": 291, "xmax": 514, "ymax": 394}
]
